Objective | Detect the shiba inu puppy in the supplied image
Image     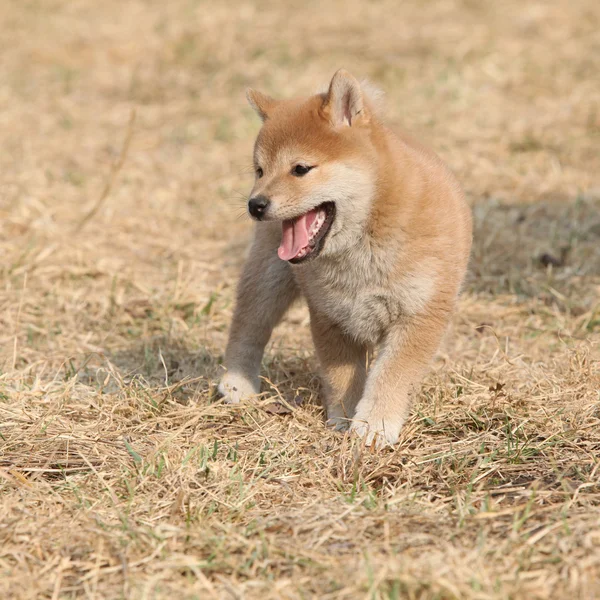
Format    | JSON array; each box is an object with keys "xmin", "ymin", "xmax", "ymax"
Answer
[{"xmin": 218, "ymin": 69, "xmax": 472, "ymax": 448}]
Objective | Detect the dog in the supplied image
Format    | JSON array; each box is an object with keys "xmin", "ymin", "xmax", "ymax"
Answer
[{"xmin": 218, "ymin": 69, "xmax": 472, "ymax": 448}]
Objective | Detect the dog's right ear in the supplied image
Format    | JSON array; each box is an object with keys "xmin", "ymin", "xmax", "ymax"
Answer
[
  {"xmin": 321, "ymin": 69, "xmax": 368, "ymax": 128},
  {"xmin": 246, "ymin": 89, "xmax": 277, "ymax": 122}
]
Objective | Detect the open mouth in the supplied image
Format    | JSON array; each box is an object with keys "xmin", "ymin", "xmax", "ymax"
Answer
[{"xmin": 277, "ymin": 202, "xmax": 335, "ymax": 264}]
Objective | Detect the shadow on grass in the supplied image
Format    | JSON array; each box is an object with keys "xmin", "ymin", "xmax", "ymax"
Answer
[
  {"xmin": 102, "ymin": 335, "xmax": 321, "ymax": 407},
  {"xmin": 467, "ymin": 192, "xmax": 600, "ymax": 304},
  {"xmin": 102, "ymin": 337, "xmax": 223, "ymax": 404}
]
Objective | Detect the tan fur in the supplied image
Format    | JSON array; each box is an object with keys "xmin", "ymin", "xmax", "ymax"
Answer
[{"xmin": 219, "ymin": 69, "xmax": 472, "ymax": 448}]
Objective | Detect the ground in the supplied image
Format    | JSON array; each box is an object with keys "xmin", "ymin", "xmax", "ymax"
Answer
[{"xmin": 1, "ymin": 1, "xmax": 599, "ymax": 598}]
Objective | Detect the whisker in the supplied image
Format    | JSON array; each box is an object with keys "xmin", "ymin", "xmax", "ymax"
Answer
[{"xmin": 221, "ymin": 190, "xmax": 249, "ymax": 206}]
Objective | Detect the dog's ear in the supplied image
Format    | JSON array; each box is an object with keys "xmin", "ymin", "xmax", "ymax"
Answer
[
  {"xmin": 321, "ymin": 69, "xmax": 368, "ymax": 127},
  {"xmin": 246, "ymin": 89, "xmax": 277, "ymax": 122}
]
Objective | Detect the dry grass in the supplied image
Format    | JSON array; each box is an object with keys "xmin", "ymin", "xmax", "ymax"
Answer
[{"xmin": 1, "ymin": 1, "xmax": 599, "ymax": 598}]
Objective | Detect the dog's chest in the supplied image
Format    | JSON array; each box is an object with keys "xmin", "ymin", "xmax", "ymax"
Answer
[{"xmin": 295, "ymin": 257, "xmax": 401, "ymax": 345}]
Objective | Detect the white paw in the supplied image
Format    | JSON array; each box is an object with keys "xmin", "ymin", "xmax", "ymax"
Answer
[
  {"xmin": 218, "ymin": 371, "xmax": 260, "ymax": 404},
  {"xmin": 349, "ymin": 412, "xmax": 404, "ymax": 449}
]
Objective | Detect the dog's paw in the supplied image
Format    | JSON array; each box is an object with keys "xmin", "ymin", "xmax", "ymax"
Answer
[
  {"xmin": 217, "ymin": 371, "xmax": 259, "ymax": 404},
  {"xmin": 349, "ymin": 412, "xmax": 404, "ymax": 449}
]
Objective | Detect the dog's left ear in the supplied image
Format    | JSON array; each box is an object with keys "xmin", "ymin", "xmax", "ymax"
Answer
[
  {"xmin": 246, "ymin": 89, "xmax": 277, "ymax": 122},
  {"xmin": 321, "ymin": 69, "xmax": 369, "ymax": 127}
]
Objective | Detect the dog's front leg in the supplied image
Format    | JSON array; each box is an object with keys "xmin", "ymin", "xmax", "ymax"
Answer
[
  {"xmin": 219, "ymin": 224, "xmax": 299, "ymax": 403},
  {"xmin": 309, "ymin": 311, "xmax": 368, "ymax": 430},
  {"xmin": 350, "ymin": 313, "xmax": 448, "ymax": 448}
]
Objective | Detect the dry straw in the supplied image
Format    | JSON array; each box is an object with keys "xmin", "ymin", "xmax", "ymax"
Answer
[{"xmin": 0, "ymin": 1, "xmax": 599, "ymax": 598}]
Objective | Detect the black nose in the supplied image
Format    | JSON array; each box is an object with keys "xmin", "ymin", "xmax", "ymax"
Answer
[{"xmin": 248, "ymin": 195, "xmax": 269, "ymax": 220}]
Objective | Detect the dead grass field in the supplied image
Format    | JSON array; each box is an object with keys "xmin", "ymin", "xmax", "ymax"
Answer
[{"xmin": 1, "ymin": 1, "xmax": 599, "ymax": 598}]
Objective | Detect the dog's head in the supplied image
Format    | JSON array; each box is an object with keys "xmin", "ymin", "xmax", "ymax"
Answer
[{"xmin": 245, "ymin": 70, "xmax": 381, "ymax": 264}]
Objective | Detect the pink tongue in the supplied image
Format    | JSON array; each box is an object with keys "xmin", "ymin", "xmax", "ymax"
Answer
[{"xmin": 278, "ymin": 210, "xmax": 318, "ymax": 261}]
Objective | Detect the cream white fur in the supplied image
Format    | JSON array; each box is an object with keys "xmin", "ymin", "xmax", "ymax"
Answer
[{"xmin": 218, "ymin": 370, "xmax": 260, "ymax": 404}]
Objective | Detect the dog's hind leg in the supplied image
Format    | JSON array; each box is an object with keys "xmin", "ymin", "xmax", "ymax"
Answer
[
  {"xmin": 309, "ymin": 311, "xmax": 368, "ymax": 430},
  {"xmin": 219, "ymin": 223, "xmax": 299, "ymax": 403}
]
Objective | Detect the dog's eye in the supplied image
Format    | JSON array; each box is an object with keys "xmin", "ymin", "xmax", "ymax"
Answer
[
  {"xmin": 292, "ymin": 164, "xmax": 314, "ymax": 177},
  {"xmin": 256, "ymin": 167, "xmax": 264, "ymax": 178}
]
